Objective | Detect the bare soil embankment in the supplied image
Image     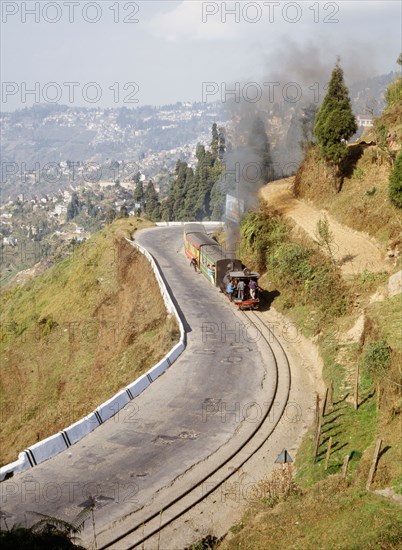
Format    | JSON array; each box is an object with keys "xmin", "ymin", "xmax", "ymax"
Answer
[{"xmin": 260, "ymin": 178, "xmax": 391, "ymax": 275}]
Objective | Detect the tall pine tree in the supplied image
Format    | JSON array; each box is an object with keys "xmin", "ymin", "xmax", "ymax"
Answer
[
  {"xmin": 144, "ymin": 180, "xmax": 160, "ymax": 220},
  {"xmin": 314, "ymin": 60, "xmax": 357, "ymax": 165},
  {"xmin": 66, "ymin": 192, "xmax": 81, "ymax": 221},
  {"xmin": 134, "ymin": 180, "xmax": 144, "ymax": 204},
  {"xmin": 248, "ymin": 116, "xmax": 273, "ymax": 184}
]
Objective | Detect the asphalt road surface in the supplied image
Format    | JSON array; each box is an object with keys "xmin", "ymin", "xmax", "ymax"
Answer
[{"xmin": 0, "ymin": 226, "xmax": 276, "ymax": 542}]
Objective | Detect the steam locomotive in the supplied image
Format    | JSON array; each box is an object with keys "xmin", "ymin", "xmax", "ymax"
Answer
[{"xmin": 184, "ymin": 223, "xmax": 260, "ymax": 310}]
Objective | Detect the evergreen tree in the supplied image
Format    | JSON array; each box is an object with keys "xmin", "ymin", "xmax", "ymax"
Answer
[
  {"xmin": 194, "ymin": 145, "xmax": 208, "ymax": 218},
  {"xmin": 105, "ymin": 208, "xmax": 116, "ymax": 224},
  {"xmin": 211, "ymin": 122, "xmax": 219, "ymax": 158},
  {"xmin": 182, "ymin": 166, "xmax": 197, "ymax": 219},
  {"xmin": 217, "ymin": 127, "xmax": 226, "ymax": 160},
  {"xmin": 172, "ymin": 161, "xmax": 188, "ymax": 216},
  {"xmin": 66, "ymin": 192, "xmax": 81, "ymax": 221},
  {"xmin": 164, "ymin": 124, "xmax": 224, "ymax": 221},
  {"xmin": 299, "ymin": 103, "xmax": 318, "ymax": 151},
  {"xmin": 160, "ymin": 194, "xmax": 174, "ymax": 222},
  {"xmin": 248, "ymin": 116, "xmax": 273, "ymax": 184},
  {"xmin": 132, "ymin": 171, "xmax": 141, "ymax": 184},
  {"xmin": 87, "ymin": 201, "xmax": 97, "ymax": 218},
  {"xmin": 144, "ymin": 180, "xmax": 160, "ymax": 220},
  {"xmin": 119, "ymin": 205, "xmax": 129, "ymax": 218},
  {"xmin": 210, "ymin": 180, "xmax": 225, "ymax": 220},
  {"xmin": 134, "ymin": 181, "xmax": 144, "ymax": 204},
  {"xmin": 389, "ymin": 151, "xmax": 402, "ymax": 208},
  {"xmin": 314, "ymin": 60, "xmax": 357, "ymax": 164}
]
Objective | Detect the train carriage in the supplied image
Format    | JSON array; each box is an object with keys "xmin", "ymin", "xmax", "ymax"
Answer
[
  {"xmin": 183, "ymin": 224, "xmax": 218, "ymax": 267},
  {"xmin": 183, "ymin": 223, "xmax": 260, "ymax": 310},
  {"xmin": 199, "ymin": 244, "xmax": 242, "ymax": 287}
]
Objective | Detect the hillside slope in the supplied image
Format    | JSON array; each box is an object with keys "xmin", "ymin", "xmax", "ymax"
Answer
[
  {"xmin": 215, "ymin": 95, "xmax": 402, "ymax": 550},
  {"xmin": 0, "ymin": 218, "xmax": 178, "ymax": 465},
  {"xmin": 260, "ymin": 177, "xmax": 391, "ymax": 275}
]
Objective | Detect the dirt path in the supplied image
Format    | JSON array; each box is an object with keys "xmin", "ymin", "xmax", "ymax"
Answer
[{"xmin": 260, "ymin": 178, "xmax": 391, "ymax": 276}]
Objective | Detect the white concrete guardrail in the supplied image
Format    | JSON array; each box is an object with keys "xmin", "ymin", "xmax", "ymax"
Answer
[
  {"xmin": 155, "ymin": 221, "xmax": 223, "ymax": 227},
  {"xmin": 0, "ymin": 238, "xmax": 185, "ymax": 481}
]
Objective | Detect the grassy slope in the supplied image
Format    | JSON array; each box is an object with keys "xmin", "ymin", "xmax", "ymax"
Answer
[
  {"xmin": 0, "ymin": 218, "xmax": 179, "ymax": 465},
  {"xmin": 220, "ymin": 481, "xmax": 402, "ymax": 550},
  {"xmin": 216, "ymin": 104, "xmax": 402, "ymax": 548},
  {"xmin": 294, "ymin": 144, "xmax": 401, "ymax": 245}
]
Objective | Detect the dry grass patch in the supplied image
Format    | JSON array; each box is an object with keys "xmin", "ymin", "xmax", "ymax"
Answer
[
  {"xmin": 219, "ymin": 477, "xmax": 402, "ymax": 550},
  {"xmin": 0, "ymin": 218, "xmax": 179, "ymax": 465}
]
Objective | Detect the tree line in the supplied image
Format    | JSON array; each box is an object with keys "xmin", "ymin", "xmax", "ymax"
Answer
[{"xmin": 132, "ymin": 123, "xmax": 226, "ymax": 221}]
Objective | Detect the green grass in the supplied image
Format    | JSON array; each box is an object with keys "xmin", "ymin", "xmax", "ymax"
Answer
[
  {"xmin": 219, "ymin": 481, "xmax": 402, "ymax": 550},
  {"xmin": 368, "ymin": 294, "xmax": 402, "ymax": 352},
  {"xmin": 295, "ymin": 396, "xmax": 378, "ymax": 487}
]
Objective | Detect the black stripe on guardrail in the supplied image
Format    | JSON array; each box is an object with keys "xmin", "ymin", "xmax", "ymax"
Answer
[
  {"xmin": 147, "ymin": 374, "xmax": 153, "ymax": 383},
  {"xmin": 25, "ymin": 449, "xmax": 37, "ymax": 467},
  {"xmin": 126, "ymin": 388, "xmax": 134, "ymax": 400},
  {"xmin": 94, "ymin": 411, "xmax": 103, "ymax": 425},
  {"xmin": 23, "ymin": 450, "xmax": 34, "ymax": 468},
  {"xmin": 61, "ymin": 431, "xmax": 71, "ymax": 448},
  {"xmin": 166, "ymin": 357, "xmax": 172, "ymax": 366}
]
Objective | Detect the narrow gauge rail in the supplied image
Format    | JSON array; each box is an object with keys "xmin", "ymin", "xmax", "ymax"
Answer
[
  {"xmin": 98, "ymin": 311, "xmax": 291, "ymax": 550},
  {"xmin": 183, "ymin": 223, "xmax": 260, "ymax": 310}
]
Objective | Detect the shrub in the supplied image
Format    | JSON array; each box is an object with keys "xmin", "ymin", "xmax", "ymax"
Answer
[
  {"xmin": 360, "ymin": 339, "xmax": 392, "ymax": 381},
  {"xmin": 352, "ymin": 167, "xmax": 364, "ymax": 180},
  {"xmin": 385, "ymin": 77, "xmax": 402, "ymax": 109},
  {"xmin": 389, "ymin": 151, "xmax": 402, "ymax": 208},
  {"xmin": 243, "ymin": 209, "xmax": 348, "ymax": 317}
]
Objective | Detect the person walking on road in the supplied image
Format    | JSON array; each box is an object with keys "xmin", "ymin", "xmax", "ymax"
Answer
[{"xmin": 190, "ymin": 257, "xmax": 198, "ymax": 272}]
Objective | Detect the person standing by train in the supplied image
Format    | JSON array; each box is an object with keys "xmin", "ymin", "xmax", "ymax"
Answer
[
  {"xmin": 248, "ymin": 279, "xmax": 257, "ymax": 299},
  {"xmin": 226, "ymin": 281, "xmax": 235, "ymax": 301},
  {"xmin": 237, "ymin": 279, "xmax": 246, "ymax": 301}
]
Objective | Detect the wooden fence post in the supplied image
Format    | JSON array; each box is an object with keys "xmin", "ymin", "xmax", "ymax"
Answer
[
  {"xmin": 366, "ymin": 439, "xmax": 382, "ymax": 490},
  {"xmin": 354, "ymin": 363, "xmax": 359, "ymax": 410},
  {"xmin": 314, "ymin": 393, "xmax": 320, "ymax": 440},
  {"xmin": 322, "ymin": 388, "xmax": 329, "ymax": 418},
  {"xmin": 377, "ymin": 382, "xmax": 381, "ymax": 412},
  {"xmin": 313, "ymin": 420, "xmax": 322, "ymax": 463},
  {"xmin": 342, "ymin": 455, "xmax": 350, "ymax": 479},
  {"xmin": 329, "ymin": 381, "xmax": 334, "ymax": 408},
  {"xmin": 325, "ymin": 436, "xmax": 333, "ymax": 470}
]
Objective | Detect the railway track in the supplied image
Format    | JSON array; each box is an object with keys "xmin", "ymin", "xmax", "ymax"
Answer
[{"xmin": 97, "ymin": 309, "xmax": 291, "ymax": 549}]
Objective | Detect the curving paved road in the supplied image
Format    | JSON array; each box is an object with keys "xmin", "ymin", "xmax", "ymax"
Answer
[{"xmin": 0, "ymin": 226, "xmax": 276, "ymax": 543}]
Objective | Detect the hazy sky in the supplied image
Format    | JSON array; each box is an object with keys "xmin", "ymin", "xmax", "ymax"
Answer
[{"xmin": 1, "ymin": 1, "xmax": 401, "ymax": 111}]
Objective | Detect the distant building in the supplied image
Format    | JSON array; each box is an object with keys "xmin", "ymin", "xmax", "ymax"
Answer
[
  {"xmin": 356, "ymin": 115, "xmax": 374, "ymax": 128},
  {"xmin": 3, "ymin": 237, "xmax": 17, "ymax": 246}
]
